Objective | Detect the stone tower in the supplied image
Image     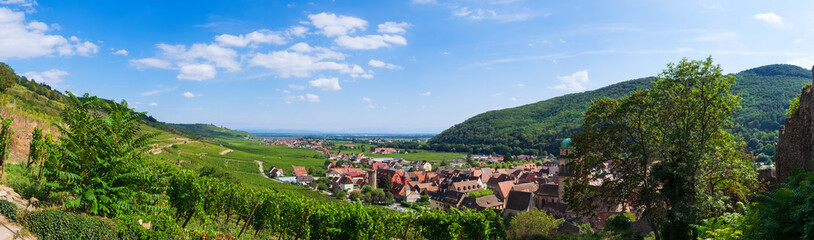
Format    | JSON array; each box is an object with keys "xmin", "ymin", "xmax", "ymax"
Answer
[
  {"xmin": 368, "ymin": 168, "xmax": 378, "ymax": 189},
  {"xmin": 557, "ymin": 138, "xmax": 574, "ymax": 203},
  {"xmin": 775, "ymin": 65, "xmax": 814, "ymax": 182}
]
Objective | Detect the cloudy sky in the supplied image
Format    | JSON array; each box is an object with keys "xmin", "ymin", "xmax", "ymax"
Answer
[{"xmin": 1, "ymin": 0, "xmax": 813, "ymax": 133}]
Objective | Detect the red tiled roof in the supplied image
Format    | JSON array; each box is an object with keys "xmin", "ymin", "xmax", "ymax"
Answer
[{"xmin": 292, "ymin": 166, "xmax": 307, "ymax": 176}]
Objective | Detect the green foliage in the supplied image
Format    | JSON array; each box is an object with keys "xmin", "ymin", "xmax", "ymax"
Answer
[
  {"xmin": 431, "ymin": 64, "xmax": 811, "ymax": 161},
  {"xmin": 349, "ymin": 190, "xmax": 363, "ymax": 202},
  {"xmin": 567, "ymin": 57, "xmax": 756, "ymax": 240},
  {"xmin": 0, "ymin": 200, "xmax": 19, "ymax": 222},
  {"xmin": 467, "ymin": 188, "xmax": 494, "ymax": 198},
  {"xmin": 784, "ymin": 82, "xmax": 812, "ymax": 117},
  {"xmin": 508, "ymin": 209, "xmax": 563, "ymax": 240},
  {"xmin": 0, "ymin": 62, "xmax": 15, "ymax": 92},
  {"xmin": 21, "ymin": 209, "xmax": 118, "ymax": 240},
  {"xmin": 168, "ymin": 123, "xmax": 253, "ymax": 139},
  {"xmin": 45, "ymin": 92, "xmax": 163, "ymax": 217},
  {"xmin": 694, "ymin": 212, "xmax": 745, "ymax": 240},
  {"xmin": 745, "ymin": 169, "xmax": 814, "ymax": 239},
  {"xmin": 605, "ymin": 212, "xmax": 635, "ymax": 233}
]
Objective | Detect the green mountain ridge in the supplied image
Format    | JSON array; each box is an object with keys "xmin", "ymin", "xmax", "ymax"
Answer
[{"xmin": 429, "ymin": 64, "xmax": 812, "ymax": 161}]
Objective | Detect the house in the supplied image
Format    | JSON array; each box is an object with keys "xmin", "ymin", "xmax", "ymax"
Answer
[
  {"xmin": 429, "ymin": 190, "xmax": 466, "ymax": 212},
  {"xmin": 503, "ymin": 190, "xmax": 536, "ymax": 217},
  {"xmin": 266, "ymin": 166, "xmax": 284, "ymax": 177},
  {"xmin": 448, "ymin": 160, "xmax": 466, "ymax": 169},
  {"xmin": 494, "ymin": 181, "xmax": 515, "ymax": 201},
  {"xmin": 460, "ymin": 195, "xmax": 504, "ymax": 211},
  {"xmin": 333, "ymin": 176, "xmax": 355, "ymax": 192},
  {"xmin": 292, "ymin": 166, "xmax": 308, "ymax": 176},
  {"xmin": 403, "ymin": 190, "xmax": 422, "ymax": 203},
  {"xmin": 450, "ymin": 180, "xmax": 483, "ymax": 193},
  {"xmin": 296, "ymin": 175, "xmax": 314, "ymax": 184},
  {"xmin": 412, "ymin": 161, "xmax": 432, "ymax": 172},
  {"xmin": 372, "ymin": 148, "xmax": 398, "ymax": 154},
  {"xmin": 371, "ymin": 162, "xmax": 388, "ymax": 170},
  {"xmin": 521, "ymin": 163, "xmax": 537, "ymax": 171}
]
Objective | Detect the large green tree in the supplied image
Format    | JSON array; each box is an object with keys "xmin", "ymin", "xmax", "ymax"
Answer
[
  {"xmin": 566, "ymin": 57, "xmax": 756, "ymax": 240},
  {"xmin": 0, "ymin": 63, "xmax": 15, "ymax": 92},
  {"xmin": 46, "ymin": 92, "xmax": 162, "ymax": 217}
]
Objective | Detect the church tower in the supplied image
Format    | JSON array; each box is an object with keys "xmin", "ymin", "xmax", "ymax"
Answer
[{"xmin": 557, "ymin": 138, "xmax": 574, "ymax": 203}]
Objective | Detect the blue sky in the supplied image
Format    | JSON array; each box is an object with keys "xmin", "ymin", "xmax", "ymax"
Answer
[{"xmin": 1, "ymin": 0, "xmax": 813, "ymax": 133}]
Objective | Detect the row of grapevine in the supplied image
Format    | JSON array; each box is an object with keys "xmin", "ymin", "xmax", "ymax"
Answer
[{"xmin": 167, "ymin": 169, "xmax": 506, "ymax": 240}]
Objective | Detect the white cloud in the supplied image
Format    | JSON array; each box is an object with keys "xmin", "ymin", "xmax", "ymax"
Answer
[
  {"xmin": 514, "ymin": 83, "xmax": 525, "ymax": 87},
  {"xmin": 307, "ymin": 12, "xmax": 367, "ymax": 37},
  {"xmin": 309, "ymin": 77, "xmax": 342, "ymax": 91},
  {"xmin": 754, "ymin": 12, "xmax": 783, "ymax": 25},
  {"xmin": 23, "ymin": 69, "xmax": 67, "ymax": 86},
  {"xmin": 787, "ymin": 57, "xmax": 814, "ymax": 69},
  {"xmin": 134, "ymin": 42, "xmax": 239, "ymax": 79},
  {"xmin": 509, "ymin": 97, "xmax": 517, "ymax": 101},
  {"xmin": 0, "ymin": 7, "xmax": 98, "ymax": 59},
  {"xmin": 305, "ymin": 94, "xmax": 319, "ymax": 102},
  {"xmin": 377, "ymin": 22, "xmax": 409, "ymax": 34},
  {"xmin": 335, "ymin": 34, "xmax": 406, "ymax": 50},
  {"xmin": 112, "ymin": 48, "xmax": 128, "ymax": 56},
  {"xmin": 249, "ymin": 46, "xmax": 367, "ymax": 78},
  {"xmin": 284, "ymin": 94, "xmax": 320, "ymax": 104},
  {"xmin": 177, "ymin": 63, "xmax": 216, "ymax": 81},
  {"xmin": 287, "ymin": 26, "xmax": 308, "ymax": 37},
  {"xmin": 288, "ymin": 84, "xmax": 306, "ymax": 90},
  {"xmin": 130, "ymin": 58, "xmax": 174, "ymax": 70},
  {"xmin": 362, "ymin": 97, "xmax": 372, "ymax": 102},
  {"xmin": 553, "ymin": 70, "xmax": 589, "ymax": 91},
  {"xmin": 420, "ymin": 91, "xmax": 431, "ymax": 96},
  {"xmin": 450, "ymin": 6, "xmax": 536, "ymax": 23},
  {"xmin": 368, "ymin": 59, "xmax": 402, "ymax": 69},
  {"xmin": 214, "ymin": 29, "xmax": 287, "ymax": 47},
  {"xmin": 149, "ymin": 102, "xmax": 158, "ymax": 106},
  {"xmin": 452, "ymin": 7, "xmax": 472, "ymax": 17},
  {"xmin": 183, "ymin": 43, "xmax": 240, "ymax": 72},
  {"xmin": 140, "ymin": 87, "xmax": 175, "ymax": 97},
  {"xmin": 182, "ymin": 91, "xmax": 195, "ymax": 98}
]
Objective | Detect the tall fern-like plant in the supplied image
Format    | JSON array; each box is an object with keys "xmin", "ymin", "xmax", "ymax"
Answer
[
  {"xmin": 0, "ymin": 115, "xmax": 12, "ymax": 180},
  {"xmin": 47, "ymin": 92, "xmax": 163, "ymax": 217}
]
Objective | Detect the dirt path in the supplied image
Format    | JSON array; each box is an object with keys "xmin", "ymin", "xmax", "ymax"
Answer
[
  {"xmin": 255, "ymin": 161, "xmax": 283, "ymax": 183},
  {"xmin": 219, "ymin": 149, "xmax": 233, "ymax": 155}
]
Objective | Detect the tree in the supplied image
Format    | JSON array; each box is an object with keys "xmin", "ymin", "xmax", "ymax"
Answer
[
  {"xmin": 27, "ymin": 127, "xmax": 44, "ymax": 168},
  {"xmin": 349, "ymin": 190, "xmax": 363, "ymax": 202},
  {"xmin": 507, "ymin": 209, "xmax": 562, "ymax": 239},
  {"xmin": 566, "ymin": 57, "xmax": 755, "ymax": 240},
  {"xmin": 0, "ymin": 63, "xmax": 15, "ymax": 92},
  {"xmin": 45, "ymin": 92, "xmax": 161, "ymax": 217},
  {"xmin": 0, "ymin": 115, "xmax": 12, "ymax": 179}
]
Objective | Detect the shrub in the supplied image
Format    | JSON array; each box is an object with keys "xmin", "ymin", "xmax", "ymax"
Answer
[
  {"xmin": 21, "ymin": 209, "xmax": 117, "ymax": 240},
  {"xmin": 604, "ymin": 212, "xmax": 635, "ymax": 232},
  {"xmin": 0, "ymin": 200, "xmax": 19, "ymax": 222},
  {"xmin": 468, "ymin": 189, "xmax": 494, "ymax": 198}
]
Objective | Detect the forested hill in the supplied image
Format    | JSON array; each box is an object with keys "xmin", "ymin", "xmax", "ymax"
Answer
[{"xmin": 429, "ymin": 64, "xmax": 812, "ymax": 161}]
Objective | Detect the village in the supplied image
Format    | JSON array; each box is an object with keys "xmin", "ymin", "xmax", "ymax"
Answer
[{"xmin": 260, "ymin": 138, "xmax": 629, "ymax": 233}]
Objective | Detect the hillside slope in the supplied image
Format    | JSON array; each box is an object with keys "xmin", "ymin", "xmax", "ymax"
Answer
[{"xmin": 430, "ymin": 64, "xmax": 811, "ymax": 160}]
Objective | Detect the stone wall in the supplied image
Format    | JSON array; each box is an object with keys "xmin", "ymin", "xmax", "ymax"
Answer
[{"xmin": 775, "ymin": 66, "xmax": 814, "ymax": 182}]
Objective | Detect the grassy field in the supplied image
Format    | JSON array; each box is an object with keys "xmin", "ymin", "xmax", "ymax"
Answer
[
  {"xmin": 146, "ymin": 133, "xmax": 334, "ymax": 201},
  {"xmin": 326, "ymin": 140, "xmax": 466, "ymax": 162}
]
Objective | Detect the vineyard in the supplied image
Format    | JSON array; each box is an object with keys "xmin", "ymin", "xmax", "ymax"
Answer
[
  {"xmin": 167, "ymin": 168, "xmax": 506, "ymax": 239},
  {"xmin": 0, "ymin": 84, "xmax": 508, "ymax": 239}
]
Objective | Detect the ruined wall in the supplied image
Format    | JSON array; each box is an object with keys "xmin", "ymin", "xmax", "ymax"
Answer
[{"xmin": 775, "ymin": 66, "xmax": 814, "ymax": 182}]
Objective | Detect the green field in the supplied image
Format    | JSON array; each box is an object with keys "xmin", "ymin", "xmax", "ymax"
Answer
[{"xmin": 147, "ymin": 134, "xmax": 333, "ymax": 201}]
